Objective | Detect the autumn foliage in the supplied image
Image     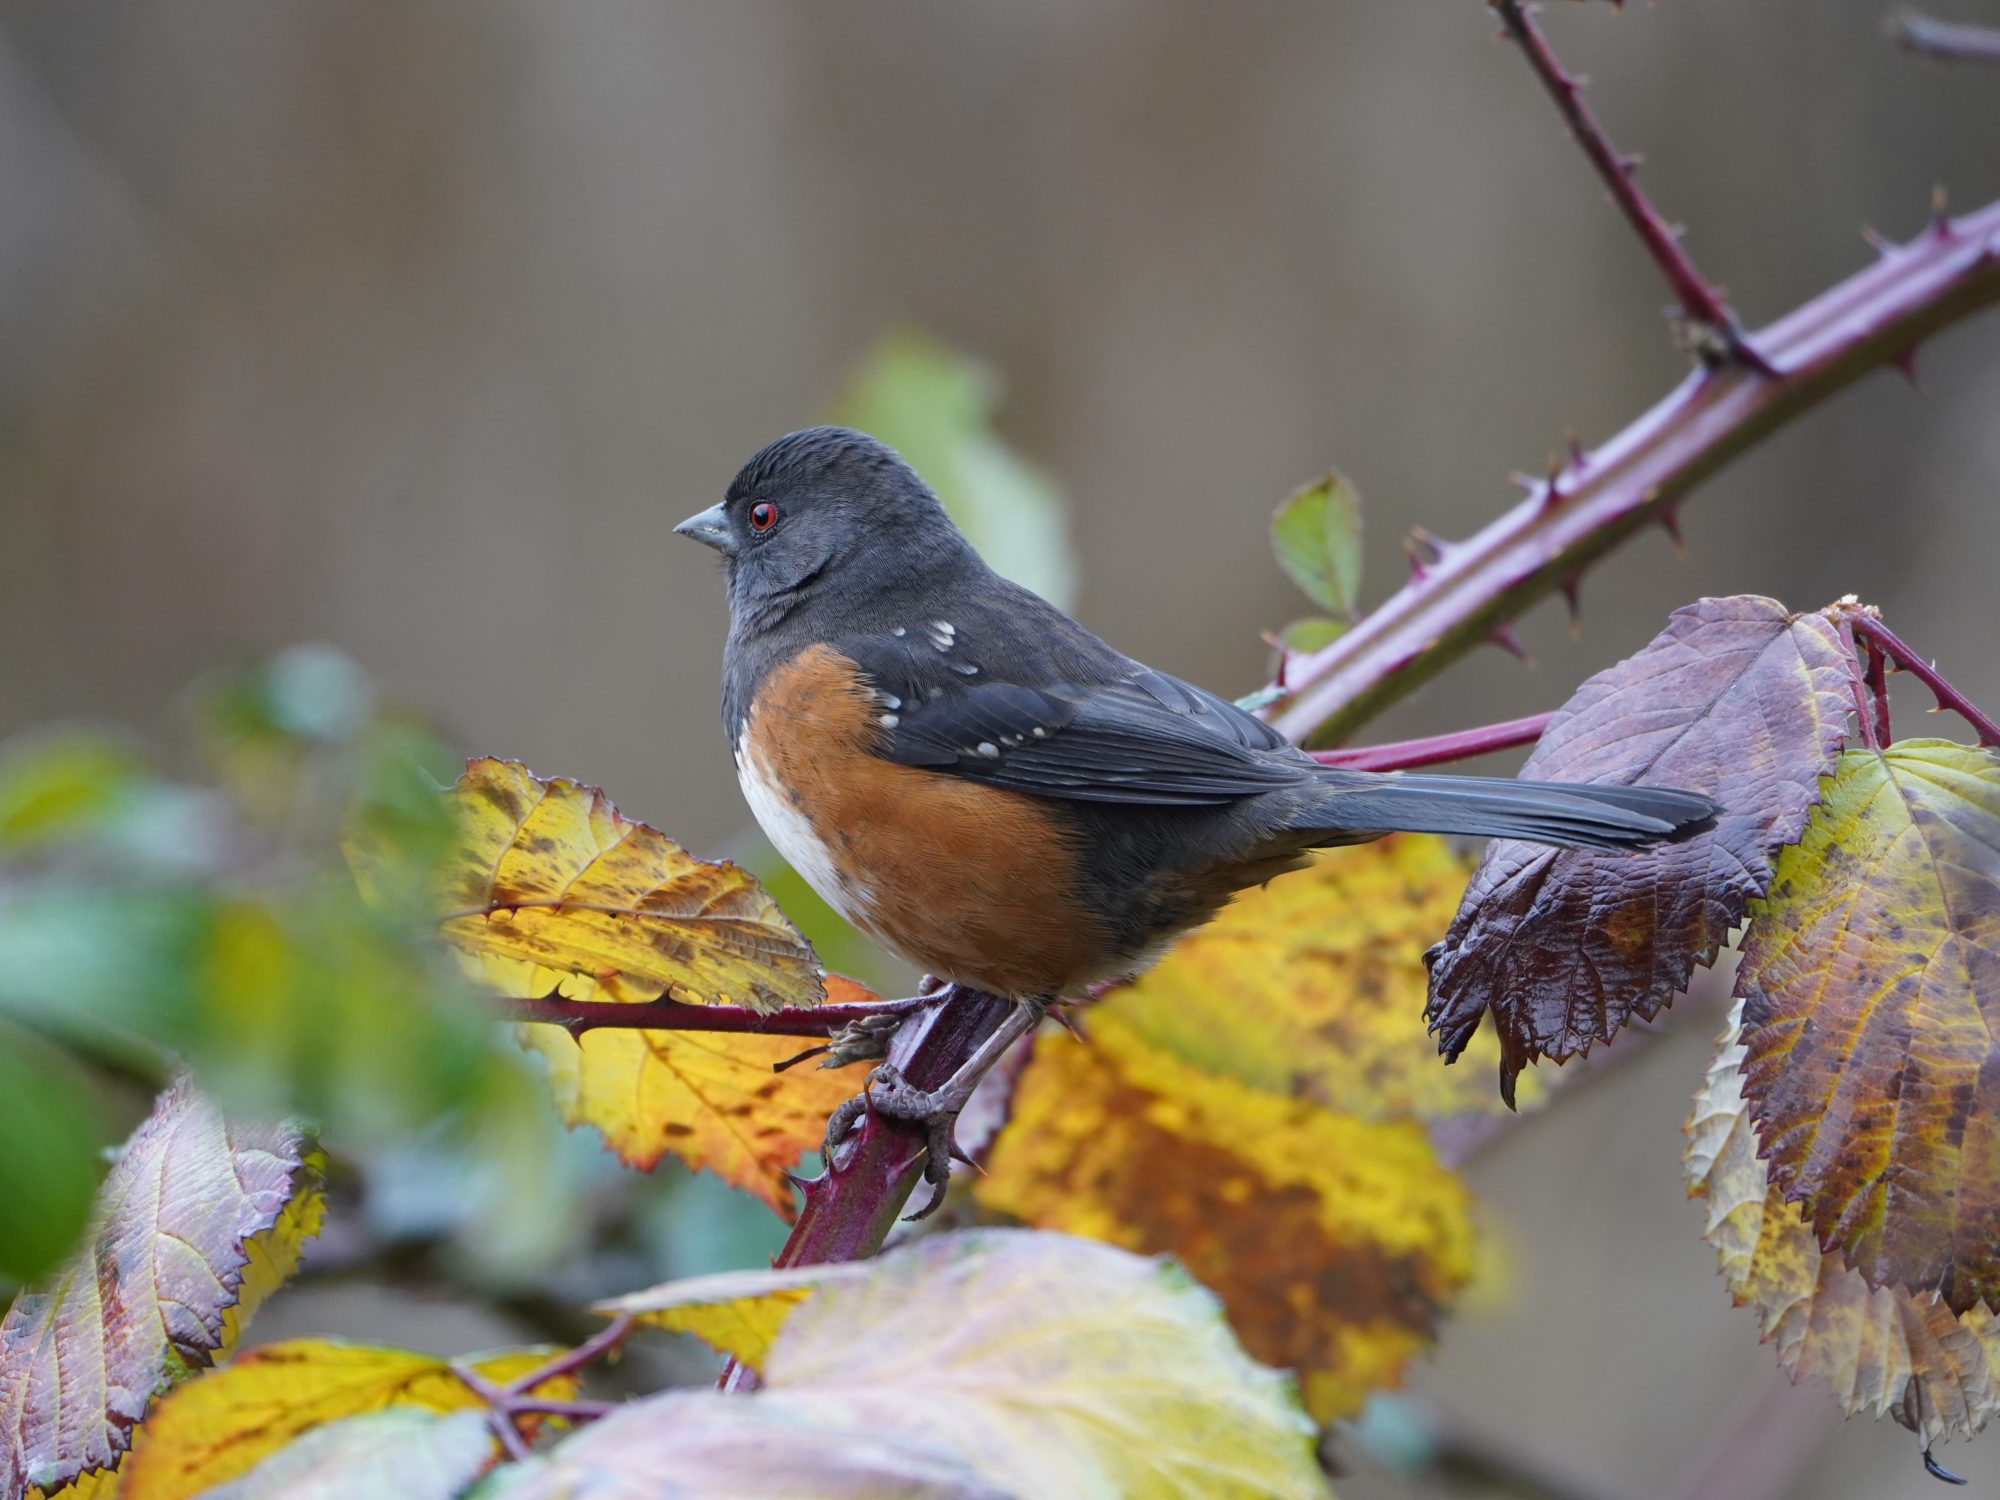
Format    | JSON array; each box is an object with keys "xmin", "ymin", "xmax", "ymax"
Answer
[{"xmin": 6, "ymin": 6, "xmax": 2000, "ymax": 1497}]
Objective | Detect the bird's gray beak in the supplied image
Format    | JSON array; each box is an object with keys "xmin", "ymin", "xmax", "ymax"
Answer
[{"xmin": 673, "ymin": 502, "xmax": 734, "ymax": 554}]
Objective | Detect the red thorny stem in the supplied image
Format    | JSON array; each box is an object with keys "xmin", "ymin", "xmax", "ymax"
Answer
[
  {"xmin": 1838, "ymin": 605, "xmax": 2000, "ymax": 749},
  {"xmin": 498, "ymin": 988, "xmax": 926, "ymax": 1039},
  {"xmin": 1490, "ymin": 0, "xmax": 1771, "ymax": 370}
]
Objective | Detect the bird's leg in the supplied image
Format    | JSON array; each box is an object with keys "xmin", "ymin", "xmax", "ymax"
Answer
[{"xmin": 822, "ymin": 994, "xmax": 1049, "ymax": 1222}]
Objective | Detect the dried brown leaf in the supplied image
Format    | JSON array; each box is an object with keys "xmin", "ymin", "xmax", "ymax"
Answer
[{"xmin": 1426, "ymin": 596, "xmax": 1851, "ymax": 1103}]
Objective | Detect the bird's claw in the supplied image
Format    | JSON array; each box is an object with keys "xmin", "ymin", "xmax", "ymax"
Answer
[{"xmin": 821, "ymin": 1062, "xmax": 975, "ymax": 1221}]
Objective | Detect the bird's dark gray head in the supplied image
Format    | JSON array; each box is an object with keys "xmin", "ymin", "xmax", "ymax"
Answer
[{"xmin": 676, "ymin": 426, "xmax": 979, "ymax": 633}]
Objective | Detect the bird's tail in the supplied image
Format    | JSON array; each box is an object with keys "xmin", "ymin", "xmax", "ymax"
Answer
[{"xmin": 1294, "ymin": 771, "xmax": 1719, "ymax": 852}]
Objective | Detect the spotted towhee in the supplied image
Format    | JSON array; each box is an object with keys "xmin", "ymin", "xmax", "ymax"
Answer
[{"xmin": 679, "ymin": 427, "xmax": 1717, "ymax": 1207}]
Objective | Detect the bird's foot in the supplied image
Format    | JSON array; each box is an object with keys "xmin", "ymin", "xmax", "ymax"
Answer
[{"xmin": 822, "ymin": 1062, "xmax": 983, "ymax": 1221}]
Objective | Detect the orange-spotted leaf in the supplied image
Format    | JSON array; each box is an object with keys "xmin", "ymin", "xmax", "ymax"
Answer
[
  {"xmin": 977, "ymin": 1008, "xmax": 1476, "ymax": 1422},
  {"xmin": 356, "ymin": 757, "xmax": 822, "ymax": 1013},
  {"xmin": 1106, "ymin": 836, "xmax": 1535, "ymax": 1123},
  {"xmin": 198, "ymin": 1408, "xmax": 495, "ymax": 1500},
  {"xmin": 495, "ymin": 1230, "xmax": 1328, "ymax": 1500},
  {"xmin": 595, "ymin": 1261, "xmax": 871, "ymax": 1369},
  {"xmin": 0, "ymin": 1081, "xmax": 319, "ymax": 1498},
  {"xmin": 1737, "ymin": 740, "xmax": 2000, "ymax": 1315},
  {"xmin": 509, "ymin": 961, "xmax": 871, "ymax": 1216},
  {"xmin": 1427, "ymin": 596, "xmax": 1852, "ymax": 1104},
  {"xmin": 119, "ymin": 1339, "xmax": 574, "ymax": 1500},
  {"xmin": 1688, "ymin": 1001, "xmax": 2000, "ymax": 1444}
]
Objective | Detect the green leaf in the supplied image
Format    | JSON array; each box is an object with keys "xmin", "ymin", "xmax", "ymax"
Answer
[
  {"xmin": 832, "ymin": 330, "xmax": 1077, "ymax": 609},
  {"xmin": 1271, "ymin": 472, "xmax": 1363, "ymax": 619},
  {"xmin": 580, "ymin": 1229, "xmax": 1328, "ymax": 1499},
  {"xmin": 0, "ymin": 734, "xmax": 146, "ymax": 849},
  {"xmin": 0, "ymin": 1022, "xmax": 113, "ymax": 1282},
  {"xmin": 1277, "ymin": 617, "xmax": 1346, "ymax": 655}
]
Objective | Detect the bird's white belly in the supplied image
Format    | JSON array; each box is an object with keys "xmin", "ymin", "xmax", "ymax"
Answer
[{"xmin": 734, "ymin": 744, "xmax": 873, "ymax": 927}]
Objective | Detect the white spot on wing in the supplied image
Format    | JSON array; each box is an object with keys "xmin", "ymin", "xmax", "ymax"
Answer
[{"xmin": 976, "ymin": 741, "xmax": 1000, "ymax": 759}]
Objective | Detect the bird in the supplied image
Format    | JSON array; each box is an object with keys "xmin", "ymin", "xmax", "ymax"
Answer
[{"xmin": 678, "ymin": 426, "xmax": 1719, "ymax": 1213}]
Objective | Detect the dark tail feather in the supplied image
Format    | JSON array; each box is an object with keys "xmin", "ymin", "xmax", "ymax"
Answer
[{"xmin": 1297, "ymin": 771, "xmax": 1720, "ymax": 852}]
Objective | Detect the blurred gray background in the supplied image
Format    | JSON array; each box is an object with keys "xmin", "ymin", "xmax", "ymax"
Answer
[{"xmin": 4, "ymin": 3, "xmax": 1996, "ymax": 1496}]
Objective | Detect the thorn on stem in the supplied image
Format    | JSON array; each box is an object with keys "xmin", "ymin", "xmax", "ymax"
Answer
[
  {"xmin": 1404, "ymin": 528, "xmax": 1448, "ymax": 582},
  {"xmin": 1486, "ymin": 622, "xmax": 1533, "ymax": 664},
  {"xmin": 1566, "ymin": 429, "xmax": 1587, "ymax": 467},
  {"xmin": 1861, "ymin": 224, "xmax": 1896, "ymax": 259},
  {"xmin": 1660, "ymin": 507, "xmax": 1687, "ymax": 554},
  {"xmin": 1891, "ymin": 347, "xmax": 1921, "ymax": 387},
  {"xmin": 1560, "ymin": 575, "xmax": 1584, "ymax": 633},
  {"xmin": 1931, "ymin": 184, "xmax": 1954, "ymax": 236}
]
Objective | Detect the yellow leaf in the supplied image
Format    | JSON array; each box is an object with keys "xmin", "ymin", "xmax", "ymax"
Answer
[
  {"xmin": 977, "ymin": 1008, "xmax": 1476, "ymax": 1423},
  {"xmin": 359, "ymin": 757, "xmax": 822, "ymax": 1014},
  {"xmin": 498, "ymin": 1230, "xmax": 1328, "ymax": 1500},
  {"xmin": 29, "ymin": 1466, "xmax": 124, "ymax": 1499},
  {"xmin": 118, "ymin": 1340, "xmax": 575, "ymax": 1500},
  {"xmin": 1687, "ymin": 1000, "xmax": 2000, "ymax": 1444},
  {"xmin": 507, "ymin": 957, "xmax": 870, "ymax": 1216},
  {"xmin": 595, "ymin": 1261, "xmax": 870, "ymax": 1369},
  {"xmin": 1107, "ymin": 837, "xmax": 1536, "ymax": 1119},
  {"xmin": 219, "ymin": 1155, "xmax": 326, "ymax": 1357},
  {"xmin": 1737, "ymin": 741, "xmax": 2000, "ymax": 1314}
]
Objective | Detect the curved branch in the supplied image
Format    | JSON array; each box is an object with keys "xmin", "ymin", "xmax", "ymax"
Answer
[
  {"xmin": 1491, "ymin": 0, "xmax": 1766, "ymax": 366},
  {"xmin": 1268, "ymin": 199, "xmax": 2000, "ymax": 748}
]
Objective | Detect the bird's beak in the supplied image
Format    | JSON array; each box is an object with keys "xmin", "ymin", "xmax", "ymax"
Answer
[{"xmin": 673, "ymin": 502, "xmax": 734, "ymax": 554}]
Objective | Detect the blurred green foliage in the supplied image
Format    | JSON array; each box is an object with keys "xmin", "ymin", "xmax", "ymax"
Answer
[
  {"xmin": 832, "ymin": 329, "xmax": 1078, "ymax": 611},
  {"xmin": 0, "ymin": 1019, "xmax": 114, "ymax": 1282},
  {"xmin": 0, "ymin": 648, "xmax": 559, "ymax": 1281}
]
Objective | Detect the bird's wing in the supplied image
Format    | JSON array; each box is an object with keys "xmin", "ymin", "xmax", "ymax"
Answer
[{"xmin": 836, "ymin": 627, "xmax": 1312, "ymax": 807}]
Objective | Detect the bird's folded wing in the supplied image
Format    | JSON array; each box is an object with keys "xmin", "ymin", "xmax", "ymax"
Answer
[{"xmin": 838, "ymin": 631, "xmax": 1311, "ymax": 806}]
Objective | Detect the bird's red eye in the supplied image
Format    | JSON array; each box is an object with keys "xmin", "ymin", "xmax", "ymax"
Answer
[{"xmin": 749, "ymin": 501, "xmax": 777, "ymax": 533}]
